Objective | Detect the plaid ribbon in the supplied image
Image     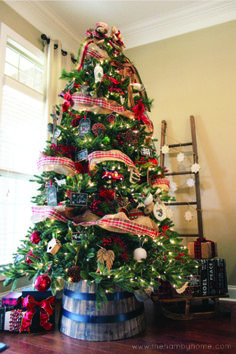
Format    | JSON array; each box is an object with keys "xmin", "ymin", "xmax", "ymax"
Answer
[
  {"xmin": 86, "ymin": 47, "xmax": 104, "ymax": 60},
  {"xmin": 72, "ymin": 92, "xmax": 126, "ymax": 113},
  {"xmin": 32, "ymin": 206, "xmax": 69, "ymax": 223},
  {"xmin": 88, "ymin": 150, "xmax": 136, "ymax": 171},
  {"xmin": 37, "ymin": 155, "xmax": 77, "ymax": 176},
  {"xmin": 151, "ymin": 177, "xmax": 170, "ymax": 186},
  {"xmin": 194, "ymin": 237, "xmax": 216, "ymax": 259},
  {"xmin": 78, "ymin": 214, "xmax": 159, "ymax": 240}
]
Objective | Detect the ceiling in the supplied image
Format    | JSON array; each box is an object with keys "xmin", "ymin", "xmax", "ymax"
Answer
[{"xmin": 4, "ymin": 1, "xmax": 236, "ymax": 52}]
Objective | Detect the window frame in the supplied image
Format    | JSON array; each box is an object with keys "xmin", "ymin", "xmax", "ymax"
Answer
[{"xmin": 0, "ymin": 23, "xmax": 47, "ymax": 267}]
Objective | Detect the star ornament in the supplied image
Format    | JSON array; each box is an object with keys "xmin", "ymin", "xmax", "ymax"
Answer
[
  {"xmin": 170, "ymin": 182, "xmax": 178, "ymax": 192},
  {"xmin": 177, "ymin": 152, "xmax": 185, "ymax": 162},
  {"xmin": 186, "ymin": 178, "xmax": 195, "ymax": 187},
  {"xmin": 191, "ymin": 163, "xmax": 200, "ymax": 173},
  {"xmin": 161, "ymin": 145, "xmax": 169, "ymax": 154},
  {"xmin": 184, "ymin": 210, "xmax": 193, "ymax": 222}
]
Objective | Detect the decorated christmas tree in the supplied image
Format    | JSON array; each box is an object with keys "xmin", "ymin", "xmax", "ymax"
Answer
[{"xmin": 1, "ymin": 22, "xmax": 196, "ymax": 307}]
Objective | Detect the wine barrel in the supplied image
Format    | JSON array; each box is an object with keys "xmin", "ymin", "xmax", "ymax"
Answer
[{"xmin": 60, "ymin": 280, "xmax": 146, "ymax": 341}]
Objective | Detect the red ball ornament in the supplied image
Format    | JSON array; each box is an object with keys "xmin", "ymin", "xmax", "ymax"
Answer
[
  {"xmin": 35, "ymin": 275, "xmax": 51, "ymax": 292},
  {"xmin": 30, "ymin": 231, "xmax": 41, "ymax": 244},
  {"xmin": 26, "ymin": 250, "xmax": 39, "ymax": 265}
]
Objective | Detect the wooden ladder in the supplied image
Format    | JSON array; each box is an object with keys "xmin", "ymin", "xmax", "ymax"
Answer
[{"xmin": 160, "ymin": 115, "xmax": 203, "ymax": 238}]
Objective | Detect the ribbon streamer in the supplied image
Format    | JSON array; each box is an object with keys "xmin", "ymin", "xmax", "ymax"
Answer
[
  {"xmin": 78, "ymin": 212, "xmax": 160, "ymax": 240},
  {"xmin": 88, "ymin": 150, "xmax": 136, "ymax": 171},
  {"xmin": 37, "ymin": 154, "xmax": 78, "ymax": 176},
  {"xmin": 20, "ymin": 295, "xmax": 55, "ymax": 332}
]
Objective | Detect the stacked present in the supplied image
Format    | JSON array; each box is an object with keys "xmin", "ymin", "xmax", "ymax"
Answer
[
  {"xmin": 187, "ymin": 237, "xmax": 228, "ymax": 297},
  {"xmin": 0, "ymin": 288, "xmax": 55, "ymax": 333},
  {"xmin": 188, "ymin": 237, "xmax": 217, "ymax": 259}
]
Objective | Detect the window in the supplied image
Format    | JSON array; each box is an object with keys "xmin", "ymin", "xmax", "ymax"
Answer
[{"xmin": 0, "ymin": 23, "xmax": 47, "ymax": 265}]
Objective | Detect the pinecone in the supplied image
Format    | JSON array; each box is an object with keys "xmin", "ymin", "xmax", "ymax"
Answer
[{"xmin": 68, "ymin": 265, "xmax": 82, "ymax": 282}]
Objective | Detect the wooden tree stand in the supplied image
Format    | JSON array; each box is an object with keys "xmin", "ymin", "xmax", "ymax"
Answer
[
  {"xmin": 151, "ymin": 294, "xmax": 230, "ymax": 320},
  {"xmin": 60, "ymin": 281, "xmax": 146, "ymax": 341}
]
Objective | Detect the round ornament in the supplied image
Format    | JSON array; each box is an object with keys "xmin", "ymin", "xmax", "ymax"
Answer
[
  {"xmin": 92, "ymin": 123, "xmax": 106, "ymax": 136},
  {"xmin": 102, "ymin": 136, "xmax": 110, "ymax": 145},
  {"xmin": 35, "ymin": 275, "xmax": 51, "ymax": 292},
  {"xmin": 153, "ymin": 202, "xmax": 167, "ymax": 221},
  {"xmin": 68, "ymin": 265, "xmax": 82, "ymax": 283},
  {"xmin": 133, "ymin": 247, "xmax": 147, "ymax": 262},
  {"xmin": 30, "ymin": 231, "xmax": 41, "ymax": 244},
  {"xmin": 26, "ymin": 251, "xmax": 39, "ymax": 265}
]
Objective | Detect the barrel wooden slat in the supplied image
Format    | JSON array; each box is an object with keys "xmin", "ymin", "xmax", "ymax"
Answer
[{"xmin": 60, "ymin": 280, "xmax": 146, "ymax": 341}]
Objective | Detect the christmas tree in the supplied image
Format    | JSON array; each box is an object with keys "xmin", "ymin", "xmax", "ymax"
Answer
[{"xmin": 1, "ymin": 22, "xmax": 196, "ymax": 307}]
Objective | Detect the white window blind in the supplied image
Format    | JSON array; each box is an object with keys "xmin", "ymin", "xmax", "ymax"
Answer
[{"xmin": 0, "ymin": 23, "xmax": 47, "ymax": 265}]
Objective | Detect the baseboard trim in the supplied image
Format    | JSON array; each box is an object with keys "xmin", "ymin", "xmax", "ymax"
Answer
[{"xmin": 221, "ymin": 286, "xmax": 236, "ymax": 301}]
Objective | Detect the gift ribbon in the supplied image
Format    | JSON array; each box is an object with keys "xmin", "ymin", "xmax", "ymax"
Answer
[{"xmin": 20, "ymin": 295, "xmax": 55, "ymax": 332}]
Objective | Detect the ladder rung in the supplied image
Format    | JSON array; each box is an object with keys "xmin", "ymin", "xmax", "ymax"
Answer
[
  {"xmin": 168, "ymin": 142, "xmax": 193, "ymax": 148},
  {"xmin": 166, "ymin": 171, "xmax": 195, "ymax": 176},
  {"xmin": 164, "ymin": 202, "xmax": 197, "ymax": 206},
  {"xmin": 178, "ymin": 234, "xmax": 199, "ymax": 237}
]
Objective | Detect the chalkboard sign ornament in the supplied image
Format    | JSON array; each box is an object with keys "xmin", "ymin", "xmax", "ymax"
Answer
[
  {"xmin": 75, "ymin": 149, "xmax": 88, "ymax": 162},
  {"xmin": 70, "ymin": 192, "xmax": 88, "ymax": 206}
]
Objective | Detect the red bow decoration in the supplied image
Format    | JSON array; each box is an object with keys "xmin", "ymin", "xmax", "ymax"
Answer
[
  {"xmin": 20, "ymin": 295, "xmax": 55, "ymax": 332},
  {"xmin": 132, "ymin": 100, "xmax": 149, "ymax": 125}
]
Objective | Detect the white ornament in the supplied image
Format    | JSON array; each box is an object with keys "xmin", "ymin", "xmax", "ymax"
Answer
[
  {"xmin": 153, "ymin": 202, "xmax": 167, "ymax": 221},
  {"xmin": 166, "ymin": 207, "xmax": 174, "ymax": 219},
  {"xmin": 94, "ymin": 63, "xmax": 104, "ymax": 83},
  {"xmin": 177, "ymin": 152, "xmax": 185, "ymax": 162},
  {"xmin": 130, "ymin": 83, "xmax": 145, "ymax": 91},
  {"xmin": 161, "ymin": 145, "xmax": 169, "ymax": 154},
  {"xmin": 55, "ymin": 178, "xmax": 66, "ymax": 186},
  {"xmin": 170, "ymin": 182, "xmax": 178, "ymax": 192},
  {"xmin": 184, "ymin": 210, "xmax": 193, "ymax": 222},
  {"xmin": 186, "ymin": 178, "xmax": 195, "ymax": 187},
  {"xmin": 47, "ymin": 238, "xmax": 61, "ymax": 255},
  {"xmin": 133, "ymin": 247, "xmax": 147, "ymax": 263},
  {"xmin": 144, "ymin": 194, "xmax": 153, "ymax": 206},
  {"xmin": 191, "ymin": 163, "xmax": 200, "ymax": 173}
]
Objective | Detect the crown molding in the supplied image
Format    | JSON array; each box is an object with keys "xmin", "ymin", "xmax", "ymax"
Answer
[
  {"xmin": 3, "ymin": 0, "xmax": 82, "ymax": 54},
  {"xmin": 122, "ymin": 1, "xmax": 236, "ymax": 48},
  {"xmin": 3, "ymin": 1, "xmax": 236, "ymax": 51}
]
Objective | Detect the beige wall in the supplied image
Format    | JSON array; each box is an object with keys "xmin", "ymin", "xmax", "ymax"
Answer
[
  {"xmin": 0, "ymin": 1, "xmax": 42, "ymax": 49},
  {"xmin": 126, "ymin": 20, "xmax": 236, "ymax": 285}
]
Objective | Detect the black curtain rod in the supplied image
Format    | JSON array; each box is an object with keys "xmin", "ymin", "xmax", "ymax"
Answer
[{"xmin": 41, "ymin": 34, "xmax": 77, "ymax": 63}]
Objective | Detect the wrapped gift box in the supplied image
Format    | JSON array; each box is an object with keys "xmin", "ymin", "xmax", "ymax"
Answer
[
  {"xmin": 4, "ymin": 309, "xmax": 25, "ymax": 332},
  {"xmin": 156, "ymin": 280, "xmax": 173, "ymax": 299},
  {"xmin": 2, "ymin": 292, "xmax": 21, "ymax": 308},
  {"xmin": 0, "ymin": 307, "xmax": 5, "ymax": 331},
  {"xmin": 188, "ymin": 237, "xmax": 217, "ymax": 259},
  {"xmin": 21, "ymin": 288, "xmax": 55, "ymax": 332}
]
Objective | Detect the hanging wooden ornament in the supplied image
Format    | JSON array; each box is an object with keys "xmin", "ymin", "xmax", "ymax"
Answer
[
  {"xmin": 47, "ymin": 238, "xmax": 61, "ymax": 255},
  {"xmin": 47, "ymin": 183, "xmax": 57, "ymax": 206},
  {"xmin": 153, "ymin": 201, "xmax": 167, "ymax": 221},
  {"xmin": 97, "ymin": 247, "xmax": 115, "ymax": 272}
]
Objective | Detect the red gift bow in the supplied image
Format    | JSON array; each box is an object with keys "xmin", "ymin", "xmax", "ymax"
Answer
[
  {"xmin": 132, "ymin": 100, "xmax": 150, "ymax": 126},
  {"xmin": 20, "ymin": 295, "xmax": 55, "ymax": 332}
]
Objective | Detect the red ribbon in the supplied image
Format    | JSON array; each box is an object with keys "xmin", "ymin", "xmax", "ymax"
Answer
[
  {"xmin": 132, "ymin": 100, "xmax": 150, "ymax": 126},
  {"xmin": 20, "ymin": 295, "xmax": 55, "ymax": 332}
]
